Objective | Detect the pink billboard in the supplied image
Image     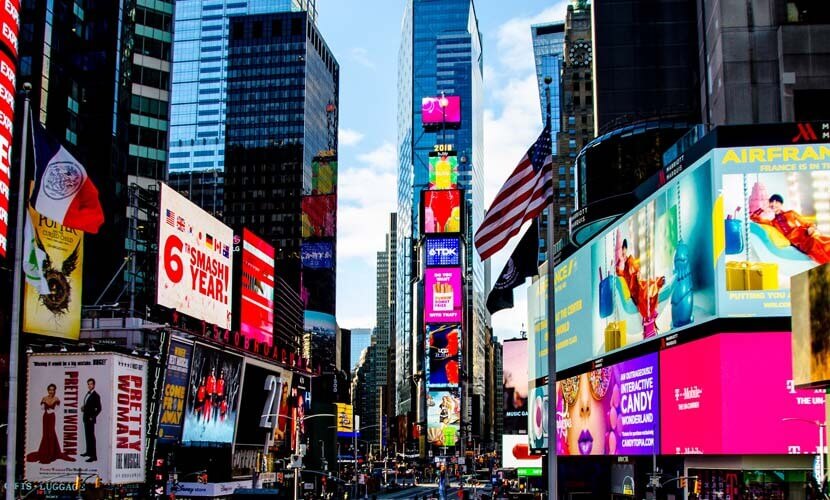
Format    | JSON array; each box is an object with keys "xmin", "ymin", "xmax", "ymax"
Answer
[
  {"xmin": 425, "ymin": 268, "xmax": 462, "ymax": 323},
  {"xmin": 660, "ymin": 332, "xmax": 825, "ymax": 455},
  {"xmin": 422, "ymin": 96, "xmax": 461, "ymax": 126}
]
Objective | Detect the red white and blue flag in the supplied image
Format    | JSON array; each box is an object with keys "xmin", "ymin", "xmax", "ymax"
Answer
[
  {"xmin": 30, "ymin": 123, "xmax": 104, "ymax": 233},
  {"xmin": 474, "ymin": 126, "xmax": 553, "ymax": 261}
]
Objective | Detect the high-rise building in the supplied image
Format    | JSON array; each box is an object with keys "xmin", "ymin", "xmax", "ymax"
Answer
[
  {"xmin": 223, "ymin": 11, "xmax": 339, "ymax": 317},
  {"xmin": 167, "ymin": 0, "xmax": 317, "ymax": 215},
  {"xmin": 350, "ymin": 328, "xmax": 372, "ymax": 371},
  {"xmin": 375, "ymin": 213, "xmax": 397, "ymax": 451},
  {"xmin": 396, "ymin": 0, "xmax": 487, "ymax": 430},
  {"xmin": 531, "ymin": 22, "xmax": 565, "ymax": 142}
]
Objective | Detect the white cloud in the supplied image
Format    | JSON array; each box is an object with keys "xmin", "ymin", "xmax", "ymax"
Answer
[
  {"xmin": 495, "ymin": 4, "xmax": 568, "ymax": 73},
  {"xmin": 339, "ymin": 128, "xmax": 365, "ymax": 147},
  {"xmin": 350, "ymin": 47, "xmax": 376, "ymax": 69}
]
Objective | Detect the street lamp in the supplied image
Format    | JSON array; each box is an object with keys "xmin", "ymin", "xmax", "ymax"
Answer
[{"xmin": 782, "ymin": 417, "xmax": 827, "ymax": 485}]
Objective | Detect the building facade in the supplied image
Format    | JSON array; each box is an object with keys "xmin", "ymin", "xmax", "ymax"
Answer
[{"xmin": 350, "ymin": 328, "xmax": 372, "ymax": 372}]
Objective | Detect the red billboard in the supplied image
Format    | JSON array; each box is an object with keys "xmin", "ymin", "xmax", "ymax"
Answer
[
  {"xmin": 240, "ymin": 228, "xmax": 275, "ymax": 347},
  {"xmin": 0, "ymin": 43, "xmax": 15, "ymax": 257},
  {"xmin": 422, "ymin": 189, "xmax": 462, "ymax": 234},
  {"xmin": 301, "ymin": 194, "xmax": 336, "ymax": 238},
  {"xmin": 0, "ymin": 0, "xmax": 18, "ymax": 58}
]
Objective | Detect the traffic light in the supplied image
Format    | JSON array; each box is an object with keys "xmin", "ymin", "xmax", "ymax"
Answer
[
  {"xmin": 679, "ymin": 477, "xmax": 687, "ymax": 488},
  {"xmin": 693, "ymin": 479, "xmax": 701, "ymax": 495}
]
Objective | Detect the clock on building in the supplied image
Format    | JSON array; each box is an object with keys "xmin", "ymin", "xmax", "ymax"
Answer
[{"xmin": 568, "ymin": 40, "xmax": 592, "ymax": 67}]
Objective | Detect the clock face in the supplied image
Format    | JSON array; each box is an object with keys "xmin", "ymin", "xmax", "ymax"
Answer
[{"xmin": 568, "ymin": 40, "xmax": 592, "ymax": 68}]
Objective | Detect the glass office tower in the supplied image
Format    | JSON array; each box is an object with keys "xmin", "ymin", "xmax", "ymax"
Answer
[
  {"xmin": 531, "ymin": 22, "xmax": 565, "ymax": 148},
  {"xmin": 396, "ymin": 0, "xmax": 487, "ymax": 436}
]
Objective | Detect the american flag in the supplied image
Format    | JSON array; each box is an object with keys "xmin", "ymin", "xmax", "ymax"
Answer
[
  {"xmin": 474, "ymin": 126, "xmax": 553, "ymax": 261},
  {"xmin": 165, "ymin": 209, "xmax": 175, "ymax": 227}
]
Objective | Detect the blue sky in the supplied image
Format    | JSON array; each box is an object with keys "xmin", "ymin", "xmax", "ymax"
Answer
[{"xmin": 317, "ymin": 0, "xmax": 568, "ymax": 341}]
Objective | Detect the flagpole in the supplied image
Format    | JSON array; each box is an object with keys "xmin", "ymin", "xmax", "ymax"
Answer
[
  {"xmin": 6, "ymin": 82, "xmax": 32, "ymax": 500},
  {"xmin": 543, "ymin": 76, "xmax": 559, "ymax": 500}
]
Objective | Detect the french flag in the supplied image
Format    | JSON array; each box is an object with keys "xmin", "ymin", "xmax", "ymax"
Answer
[{"xmin": 30, "ymin": 124, "xmax": 104, "ymax": 233}]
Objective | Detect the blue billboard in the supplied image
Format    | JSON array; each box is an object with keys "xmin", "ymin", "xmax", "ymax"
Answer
[
  {"xmin": 302, "ymin": 242, "xmax": 333, "ymax": 269},
  {"xmin": 425, "ymin": 236, "xmax": 461, "ymax": 267}
]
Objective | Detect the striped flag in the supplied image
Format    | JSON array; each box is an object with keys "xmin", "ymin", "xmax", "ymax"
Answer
[{"xmin": 474, "ymin": 126, "xmax": 554, "ymax": 261}]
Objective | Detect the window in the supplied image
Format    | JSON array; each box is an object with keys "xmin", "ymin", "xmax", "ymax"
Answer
[
  {"xmin": 272, "ymin": 19, "xmax": 282, "ymax": 36},
  {"xmin": 291, "ymin": 18, "xmax": 302, "ymax": 36},
  {"xmin": 252, "ymin": 21, "xmax": 262, "ymax": 38},
  {"xmin": 232, "ymin": 22, "xmax": 243, "ymax": 39}
]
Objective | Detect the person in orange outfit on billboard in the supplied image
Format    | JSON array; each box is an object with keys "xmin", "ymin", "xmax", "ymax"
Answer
[
  {"xmin": 616, "ymin": 238, "xmax": 666, "ymax": 336},
  {"xmin": 750, "ymin": 194, "xmax": 830, "ymax": 264}
]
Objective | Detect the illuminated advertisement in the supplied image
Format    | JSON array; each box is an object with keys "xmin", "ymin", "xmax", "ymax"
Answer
[
  {"xmin": 554, "ymin": 156, "xmax": 716, "ymax": 370},
  {"xmin": 158, "ymin": 338, "xmax": 193, "ymax": 445},
  {"xmin": 304, "ymin": 310, "xmax": 337, "ymax": 367},
  {"xmin": 182, "ymin": 344, "xmax": 243, "ymax": 446},
  {"xmin": 427, "ymin": 389, "xmax": 461, "ymax": 447},
  {"xmin": 23, "ymin": 209, "xmax": 84, "ymax": 340},
  {"xmin": 527, "ymin": 264, "xmax": 548, "ymax": 451},
  {"xmin": 310, "ymin": 155, "xmax": 337, "ymax": 195},
  {"xmin": 792, "ymin": 263, "xmax": 830, "ymax": 387},
  {"xmin": 421, "ymin": 95, "xmax": 461, "ymax": 126},
  {"xmin": 660, "ymin": 332, "xmax": 825, "ymax": 455},
  {"xmin": 235, "ymin": 362, "xmax": 291, "ymax": 446},
  {"xmin": 556, "ymin": 353, "xmax": 659, "ymax": 456},
  {"xmin": 427, "ymin": 324, "xmax": 460, "ymax": 387},
  {"xmin": 157, "ymin": 183, "xmax": 233, "ymax": 329},
  {"xmin": 25, "ymin": 353, "xmax": 147, "ymax": 485},
  {"xmin": 301, "ymin": 194, "xmax": 336, "ymax": 238},
  {"xmin": 424, "ymin": 268, "xmax": 463, "ymax": 323},
  {"xmin": 0, "ymin": 48, "xmax": 16, "ymax": 258},
  {"xmin": 429, "ymin": 151, "xmax": 458, "ymax": 190},
  {"xmin": 713, "ymin": 144, "xmax": 830, "ymax": 317},
  {"xmin": 240, "ymin": 228, "xmax": 275, "ymax": 347},
  {"xmin": 301, "ymin": 241, "xmax": 333, "ymax": 269},
  {"xmin": 503, "ymin": 339, "xmax": 528, "ymax": 435},
  {"xmin": 0, "ymin": 0, "xmax": 18, "ymax": 57},
  {"xmin": 424, "ymin": 236, "xmax": 461, "ymax": 267},
  {"xmin": 422, "ymin": 189, "xmax": 462, "ymax": 234},
  {"xmin": 502, "ymin": 434, "xmax": 543, "ymax": 469},
  {"xmin": 336, "ymin": 403, "xmax": 354, "ymax": 436}
]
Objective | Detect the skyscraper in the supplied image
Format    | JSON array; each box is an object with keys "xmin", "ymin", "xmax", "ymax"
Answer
[
  {"xmin": 350, "ymin": 328, "xmax": 372, "ymax": 371},
  {"xmin": 396, "ymin": 0, "xmax": 487, "ymax": 438},
  {"xmin": 531, "ymin": 22, "xmax": 565, "ymax": 143},
  {"xmin": 375, "ymin": 213, "xmax": 397, "ymax": 451}
]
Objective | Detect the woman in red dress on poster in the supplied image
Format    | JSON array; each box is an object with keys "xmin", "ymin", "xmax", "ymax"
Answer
[{"xmin": 27, "ymin": 384, "xmax": 75, "ymax": 464}]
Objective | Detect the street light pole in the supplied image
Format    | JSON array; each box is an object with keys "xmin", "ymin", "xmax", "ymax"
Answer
[{"xmin": 782, "ymin": 418, "xmax": 827, "ymax": 486}]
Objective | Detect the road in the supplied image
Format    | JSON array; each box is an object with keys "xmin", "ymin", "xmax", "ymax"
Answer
[{"xmin": 376, "ymin": 482, "xmax": 491, "ymax": 499}]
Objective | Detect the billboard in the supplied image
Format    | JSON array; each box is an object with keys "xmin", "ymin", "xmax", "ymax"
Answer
[
  {"xmin": 660, "ymin": 332, "xmax": 825, "ymax": 455},
  {"xmin": 527, "ymin": 264, "xmax": 548, "ymax": 451},
  {"xmin": 424, "ymin": 237, "xmax": 461, "ymax": 267},
  {"xmin": 422, "ymin": 189, "xmax": 462, "ymax": 234},
  {"xmin": 23, "ymin": 209, "xmax": 84, "ymax": 340},
  {"xmin": 304, "ymin": 310, "xmax": 337, "ymax": 367},
  {"xmin": 157, "ymin": 183, "xmax": 233, "ymax": 329},
  {"xmin": 301, "ymin": 194, "xmax": 336, "ymax": 238},
  {"xmin": 424, "ymin": 268, "xmax": 463, "ymax": 323},
  {"xmin": 235, "ymin": 362, "xmax": 291, "ymax": 446},
  {"xmin": 25, "ymin": 353, "xmax": 147, "ymax": 485},
  {"xmin": 158, "ymin": 338, "xmax": 193, "ymax": 445},
  {"xmin": 0, "ymin": 0, "xmax": 18, "ymax": 57},
  {"xmin": 427, "ymin": 389, "xmax": 461, "ymax": 448},
  {"xmin": 502, "ymin": 434, "xmax": 543, "ymax": 469},
  {"xmin": 713, "ymin": 144, "xmax": 830, "ymax": 317},
  {"xmin": 503, "ymin": 339, "xmax": 529, "ymax": 435},
  {"xmin": 427, "ymin": 324, "xmax": 460, "ymax": 387},
  {"xmin": 310, "ymin": 155, "xmax": 337, "ymax": 195},
  {"xmin": 792, "ymin": 263, "xmax": 830, "ymax": 387},
  {"xmin": 181, "ymin": 344, "xmax": 243, "ymax": 446},
  {"xmin": 301, "ymin": 241, "xmax": 334, "ymax": 269},
  {"xmin": 556, "ymin": 353, "xmax": 659, "ymax": 456},
  {"xmin": 553, "ymin": 155, "xmax": 716, "ymax": 370},
  {"xmin": 240, "ymin": 228, "xmax": 275, "ymax": 347},
  {"xmin": 0, "ymin": 46, "xmax": 17, "ymax": 258},
  {"xmin": 336, "ymin": 403, "xmax": 354, "ymax": 436},
  {"xmin": 421, "ymin": 96, "xmax": 461, "ymax": 126},
  {"xmin": 428, "ymin": 151, "xmax": 458, "ymax": 190}
]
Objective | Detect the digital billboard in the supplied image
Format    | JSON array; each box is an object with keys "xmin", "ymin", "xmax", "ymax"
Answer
[
  {"xmin": 0, "ymin": 48, "xmax": 17, "ymax": 258},
  {"xmin": 553, "ymin": 155, "xmax": 716, "ymax": 370},
  {"xmin": 240, "ymin": 228, "xmax": 275, "ymax": 347},
  {"xmin": 429, "ymin": 151, "xmax": 458, "ymax": 190},
  {"xmin": 424, "ymin": 236, "xmax": 461, "ymax": 267},
  {"xmin": 427, "ymin": 324, "xmax": 460, "ymax": 387},
  {"xmin": 336, "ymin": 403, "xmax": 354, "ymax": 436},
  {"xmin": 421, "ymin": 95, "xmax": 461, "ymax": 126},
  {"xmin": 301, "ymin": 241, "xmax": 333, "ymax": 269},
  {"xmin": 158, "ymin": 338, "xmax": 193, "ymax": 445},
  {"xmin": 660, "ymin": 332, "xmax": 825, "ymax": 455},
  {"xmin": 23, "ymin": 209, "xmax": 84, "ymax": 340},
  {"xmin": 792, "ymin": 263, "xmax": 830, "ymax": 387},
  {"xmin": 301, "ymin": 194, "xmax": 336, "ymax": 238},
  {"xmin": 304, "ymin": 310, "xmax": 337, "ymax": 367},
  {"xmin": 0, "ymin": 0, "xmax": 19, "ymax": 57},
  {"xmin": 235, "ymin": 362, "xmax": 291, "ymax": 446},
  {"xmin": 713, "ymin": 144, "xmax": 830, "ymax": 317},
  {"xmin": 503, "ymin": 339, "xmax": 528, "ymax": 435},
  {"xmin": 181, "ymin": 344, "xmax": 243, "ymax": 446},
  {"xmin": 157, "ymin": 183, "xmax": 233, "ymax": 329},
  {"xmin": 502, "ymin": 434, "xmax": 543, "ymax": 469},
  {"xmin": 422, "ymin": 189, "xmax": 462, "ymax": 234},
  {"xmin": 310, "ymin": 155, "xmax": 337, "ymax": 195},
  {"xmin": 427, "ymin": 389, "xmax": 461, "ymax": 448},
  {"xmin": 25, "ymin": 353, "xmax": 147, "ymax": 485},
  {"xmin": 424, "ymin": 268, "xmax": 463, "ymax": 323},
  {"xmin": 527, "ymin": 264, "xmax": 548, "ymax": 451}
]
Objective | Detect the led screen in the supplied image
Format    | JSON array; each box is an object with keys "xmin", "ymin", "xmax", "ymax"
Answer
[
  {"xmin": 424, "ymin": 237, "xmax": 461, "ymax": 267},
  {"xmin": 310, "ymin": 155, "xmax": 337, "ymax": 195},
  {"xmin": 301, "ymin": 241, "xmax": 334, "ymax": 269},
  {"xmin": 304, "ymin": 310, "xmax": 337, "ymax": 367},
  {"xmin": 792, "ymin": 263, "xmax": 830, "ymax": 387},
  {"xmin": 527, "ymin": 264, "xmax": 548, "ymax": 451},
  {"xmin": 660, "ymin": 332, "xmax": 825, "ymax": 455},
  {"xmin": 503, "ymin": 339, "xmax": 528, "ymax": 435},
  {"xmin": 422, "ymin": 189, "xmax": 462, "ymax": 234},
  {"xmin": 429, "ymin": 152, "xmax": 458, "ymax": 190},
  {"xmin": 421, "ymin": 95, "xmax": 461, "ymax": 125},
  {"xmin": 181, "ymin": 344, "xmax": 243, "ymax": 446},
  {"xmin": 556, "ymin": 353, "xmax": 659, "ymax": 456},
  {"xmin": 0, "ymin": 49, "xmax": 16, "ymax": 258},
  {"xmin": 424, "ymin": 268, "xmax": 463, "ymax": 323},
  {"xmin": 301, "ymin": 194, "xmax": 336, "ymax": 238},
  {"xmin": 240, "ymin": 228, "xmax": 275, "ymax": 346},
  {"xmin": 234, "ymin": 362, "xmax": 291, "ymax": 446},
  {"xmin": 502, "ymin": 435, "xmax": 543, "ymax": 469},
  {"xmin": 713, "ymin": 144, "xmax": 830, "ymax": 317},
  {"xmin": 427, "ymin": 324, "xmax": 461, "ymax": 387},
  {"xmin": 427, "ymin": 389, "xmax": 461, "ymax": 447}
]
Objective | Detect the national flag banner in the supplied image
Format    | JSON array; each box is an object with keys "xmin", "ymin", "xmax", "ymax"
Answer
[
  {"xmin": 474, "ymin": 126, "xmax": 553, "ymax": 261},
  {"xmin": 31, "ymin": 124, "xmax": 104, "ymax": 233},
  {"xmin": 165, "ymin": 209, "xmax": 174, "ymax": 226},
  {"xmin": 486, "ymin": 219, "xmax": 540, "ymax": 315},
  {"xmin": 206, "ymin": 234, "xmax": 214, "ymax": 250}
]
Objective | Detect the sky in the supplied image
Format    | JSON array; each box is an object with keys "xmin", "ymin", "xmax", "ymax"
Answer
[{"xmin": 317, "ymin": 0, "xmax": 569, "ymax": 342}]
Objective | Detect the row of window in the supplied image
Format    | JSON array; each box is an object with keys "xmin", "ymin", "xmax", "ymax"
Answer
[{"xmin": 131, "ymin": 94, "xmax": 169, "ymax": 120}]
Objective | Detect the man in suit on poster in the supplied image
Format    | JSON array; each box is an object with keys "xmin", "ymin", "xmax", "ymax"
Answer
[{"xmin": 81, "ymin": 378, "xmax": 101, "ymax": 462}]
